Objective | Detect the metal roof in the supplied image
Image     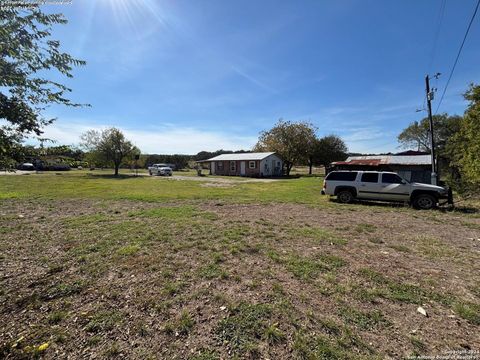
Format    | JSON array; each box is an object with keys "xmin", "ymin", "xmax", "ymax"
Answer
[
  {"xmin": 199, "ymin": 152, "xmax": 277, "ymax": 162},
  {"xmin": 333, "ymin": 154, "xmax": 431, "ymax": 166}
]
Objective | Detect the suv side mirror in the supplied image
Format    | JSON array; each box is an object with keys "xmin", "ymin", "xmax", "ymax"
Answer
[{"xmin": 401, "ymin": 180, "xmax": 407, "ymax": 185}]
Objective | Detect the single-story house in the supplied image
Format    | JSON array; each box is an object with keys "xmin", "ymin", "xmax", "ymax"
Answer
[
  {"xmin": 331, "ymin": 151, "xmax": 433, "ymax": 184},
  {"xmin": 198, "ymin": 152, "xmax": 283, "ymax": 177}
]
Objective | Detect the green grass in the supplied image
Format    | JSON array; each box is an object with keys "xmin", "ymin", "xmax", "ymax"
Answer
[
  {"xmin": 337, "ymin": 306, "xmax": 391, "ymax": 330},
  {"xmin": 0, "ymin": 171, "xmax": 327, "ymax": 205},
  {"xmin": 285, "ymin": 254, "xmax": 346, "ymax": 280},
  {"xmin": 85, "ymin": 310, "xmax": 123, "ymax": 333},
  {"xmin": 290, "ymin": 226, "xmax": 347, "ymax": 245},
  {"xmin": 165, "ymin": 310, "xmax": 195, "ymax": 336},
  {"xmin": 216, "ymin": 302, "xmax": 272, "ymax": 355},
  {"xmin": 359, "ymin": 268, "xmax": 453, "ymax": 306},
  {"xmin": 2, "ymin": 170, "xmax": 479, "ymax": 359},
  {"xmin": 454, "ymin": 302, "xmax": 480, "ymax": 325}
]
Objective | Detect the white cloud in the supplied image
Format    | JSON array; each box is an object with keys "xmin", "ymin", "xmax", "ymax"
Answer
[{"xmin": 28, "ymin": 120, "xmax": 257, "ymax": 154}]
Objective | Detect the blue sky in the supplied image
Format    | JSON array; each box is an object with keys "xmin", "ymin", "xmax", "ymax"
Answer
[{"xmin": 40, "ymin": 0, "xmax": 480, "ymax": 154}]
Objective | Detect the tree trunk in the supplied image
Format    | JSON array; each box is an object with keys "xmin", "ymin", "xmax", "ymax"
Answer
[
  {"xmin": 114, "ymin": 163, "xmax": 120, "ymax": 176},
  {"xmin": 286, "ymin": 162, "xmax": 293, "ymax": 176},
  {"xmin": 308, "ymin": 156, "xmax": 313, "ymax": 175}
]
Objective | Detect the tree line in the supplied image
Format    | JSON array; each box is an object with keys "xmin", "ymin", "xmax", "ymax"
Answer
[
  {"xmin": 254, "ymin": 120, "xmax": 348, "ymax": 175},
  {"xmin": 398, "ymin": 83, "xmax": 480, "ymax": 192}
]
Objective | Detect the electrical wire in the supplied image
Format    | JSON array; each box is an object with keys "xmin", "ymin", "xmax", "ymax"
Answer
[
  {"xmin": 428, "ymin": 0, "xmax": 447, "ymax": 73},
  {"xmin": 435, "ymin": 0, "xmax": 480, "ymax": 114},
  {"xmin": 416, "ymin": 0, "xmax": 446, "ymax": 113}
]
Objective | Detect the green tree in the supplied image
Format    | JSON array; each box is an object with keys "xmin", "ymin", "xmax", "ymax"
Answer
[
  {"xmin": 449, "ymin": 84, "xmax": 480, "ymax": 189},
  {"xmin": 0, "ymin": 6, "xmax": 86, "ymax": 169},
  {"xmin": 397, "ymin": 114, "xmax": 462, "ymax": 152},
  {"xmin": 254, "ymin": 120, "xmax": 317, "ymax": 175},
  {"xmin": 308, "ymin": 135, "xmax": 348, "ymax": 174},
  {"xmin": 398, "ymin": 114, "xmax": 462, "ymax": 182},
  {"xmin": 81, "ymin": 128, "xmax": 137, "ymax": 176}
]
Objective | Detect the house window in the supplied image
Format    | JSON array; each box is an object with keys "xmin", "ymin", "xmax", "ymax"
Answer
[
  {"xmin": 217, "ymin": 161, "xmax": 223, "ymax": 170},
  {"xmin": 249, "ymin": 161, "xmax": 256, "ymax": 169},
  {"xmin": 230, "ymin": 161, "xmax": 236, "ymax": 171}
]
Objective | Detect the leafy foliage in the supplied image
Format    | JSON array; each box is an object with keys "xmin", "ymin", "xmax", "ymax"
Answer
[
  {"xmin": 81, "ymin": 128, "xmax": 138, "ymax": 176},
  {"xmin": 310, "ymin": 135, "xmax": 348, "ymax": 172},
  {"xmin": 0, "ymin": 6, "xmax": 86, "ymax": 168},
  {"xmin": 254, "ymin": 119, "xmax": 317, "ymax": 175},
  {"xmin": 448, "ymin": 84, "xmax": 480, "ymax": 189}
]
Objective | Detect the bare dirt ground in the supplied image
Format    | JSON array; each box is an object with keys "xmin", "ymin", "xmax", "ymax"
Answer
[{"xmin": 0, "ymin": 199, "xmax": 479, "ymax": 359}]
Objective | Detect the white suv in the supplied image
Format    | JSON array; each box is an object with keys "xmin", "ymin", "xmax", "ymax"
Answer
[
  {"xmin": 321, "ymin": 171, "xmax": 452, "ymax": 210},
  {"xmin": 148, "ymin": 164, "xmax": 173, "ymax": 176}
]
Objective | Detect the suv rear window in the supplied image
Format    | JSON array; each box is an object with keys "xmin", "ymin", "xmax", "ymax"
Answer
[
  {"xmin": 382, "ymin": 173, "xmax": 403, "ymax": 184},
  {"xmin": 325, "ymin": 172, "xmax": 358, "ymax": 181},
  {"xmin": 361, "ymin": 173, "xmax": 379, "ymax": 183}
]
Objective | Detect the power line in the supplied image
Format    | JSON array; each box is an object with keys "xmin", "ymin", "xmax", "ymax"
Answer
[
  {"xmin": 416, "ymin": 0, "xmax": 445, "ymax": 114},
  {"xmin": 428, "ymin": 0, "xmax": 446, "ymax": 73},
  {"xmin": 435, "ymin": 0, "xmax": 480, "ymax": 114}
]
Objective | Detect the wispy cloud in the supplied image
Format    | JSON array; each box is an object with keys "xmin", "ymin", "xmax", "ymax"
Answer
[{"xmin": 230, "ymin": 66, "xmax": 276, "ymax": 93}]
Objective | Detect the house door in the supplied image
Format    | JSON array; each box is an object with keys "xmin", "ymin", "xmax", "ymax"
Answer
[
  {"xmin": 240, "ymin": 161, "xmax": 246, "ymax": 176},
  {"xmin": 210, "ymin": 162, "xmax": 215, "ymax": 175}
]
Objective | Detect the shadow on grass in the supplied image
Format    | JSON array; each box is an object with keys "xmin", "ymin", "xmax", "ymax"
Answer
[
  {"xmin": 327, "ymin": 198, "xmax": 407, "ymax": 209},
  {"xmin": 451, "ymin": 206, "xmax": 479, "ymax": 214},
  {"xmin": 330, "ymin": 198, "xmax": 480, "ymax": 213},
  {"xmin": 84, "ymin": 173, "xmax": 143, "ymax": 180}
]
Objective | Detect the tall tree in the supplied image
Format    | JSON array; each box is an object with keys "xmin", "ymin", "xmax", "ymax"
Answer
[
  {"xmin": 254, "ymin": 119, "xmax": 316, "ymax": 175},
  {"xmin": 81, "ymin": 128, "xmax": 137, "ymax": 176},
  {"xmin": 309, "ymin": 135, "xmax": 348, "ymax": 174},
  {"xmin": 397, "ymin": 114, "xmax": 462, "ymax": 152},
  {"xmin": 448, "ymin": 84, "xmax": 480, "ymax": 189},
  {"xmin": 398, "ymin": 114, "xmax": 462, "ymax": 181},
  {"xmin": 0, "ymin": 6, "xmax": 86, "ymax": 169}
]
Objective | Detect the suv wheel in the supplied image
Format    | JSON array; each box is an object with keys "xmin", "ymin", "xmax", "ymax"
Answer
[
  {"xmin": 337, "ymin": 190, "xmax": 354, "ymax": 204},
  {"xmin": 413, "ymin": 194, "xmax": 436, "ymax": 210}
]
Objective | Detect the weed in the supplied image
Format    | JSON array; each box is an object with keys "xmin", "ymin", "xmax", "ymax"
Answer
[
  {"xmin": 178, "ymin": 310, "xmax": 195, "ymax": 335},
  {"xmin": 103, "ymin": 342, "xmax": 121, "ymax": 358},
  {"xmin": 199, "ymin": 263, "xmax": 229, "ymax": 280},
  {"xmin": 164, "ymin": 310, "xmax": 195, "ymax": 336},
  {"xmin": 264, "ymin": 323, "xmax": 285, "ymax": 344},
  {"xmin": 292, "ymin": 330, "xmax": 348, "ymax": 359},
  {"xmin": 85, "ymin": 311, "xmax": 123, "ymax": 333},
  {"xmin": 354, "ymin": 223, "xmax": 377, "ymax": 233},
  {"xmin": 117, "ymin": 244, "xmax": 141, "ymax": 256},
  {"xmin": 368, "ymin": 237, "xmax": 384, "ymax": 244},
  {"xmin": 47, "ymin": 311, "xmax": 67, "ymax": 324},
  {"xmin": 216, "ymin": 302, "xmax": 272, "ymax": 354},
  {"xmin": 454, "ymin": 302, "xmax": 480, "ymax": 325},
  {"xmin": 338, "ymin": 306, "xmax": 391, "ymax": 330},
  {"xmin": 189, "ymin": 349, "xmax": 219, "ymax": 360},
  {"xmin": 163, "ymin": 281, "xmax": 185, "ymax": 296},
  {"xmin": 410, "ymin": 336, "xmax": 427, "ymax": 353},
  {"xmin": 42, "ymin": 280, "xmax": 85, "ymax": 300},
  {"xmin": 359, "ymin": 268, "xmax": 453, "ymax": 305}
]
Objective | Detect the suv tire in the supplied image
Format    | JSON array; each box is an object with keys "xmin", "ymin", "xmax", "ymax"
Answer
[
  {"xmin": 413, "ymin": 194, "xmax": 436, "ymax": 210},
  {"xmin": 337, "ymin": 190, "xmax": 354, "ymax": 204}
]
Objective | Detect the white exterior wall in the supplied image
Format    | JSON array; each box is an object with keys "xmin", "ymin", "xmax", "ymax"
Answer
[{"xmin": 260, "ymin": 154, "xmax": 283, "ymax": 176}]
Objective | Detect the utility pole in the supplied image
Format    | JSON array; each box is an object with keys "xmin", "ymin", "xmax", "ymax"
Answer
[{"xmin": 425, "ymin": 75, "xmax": 437, "ymax": 185}]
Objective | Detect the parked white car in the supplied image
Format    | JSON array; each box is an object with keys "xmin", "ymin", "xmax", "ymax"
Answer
[
  {"xmin": 321, "ymin": 171, "xmax": 452, "ymax": 210},
  {"xmin": 148, "ymin": 164, "xmax": 173, "ymax": 176}
]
